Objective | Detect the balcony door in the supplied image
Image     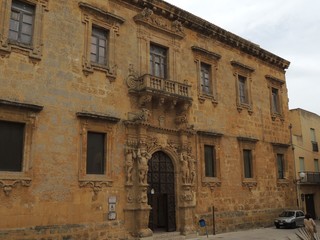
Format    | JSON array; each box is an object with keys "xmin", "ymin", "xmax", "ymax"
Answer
[{"xmin": 147, "ymin": 151, "xmax": 176, "ymax": 232}]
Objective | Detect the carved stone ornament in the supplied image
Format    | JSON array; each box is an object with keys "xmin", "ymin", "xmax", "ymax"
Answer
[
  {"xmin": 0, "ymin": 179, "xmax": 31, "ymax": 196},
  {"xmin": 134, "ymin": 8, "xmax": 185, "ymax": 39},
  {"xmin": 125, "ymin": 149, "xmax": 136, "ymax": 186},
  {"xmin": 242, "ymin": 181, "xmax": 257, "ymax": 191},
  {"xmin": 126, "ymin": 64, "xmax": 139, "ymax": 89},
  {"xmin": 202, "ymin": 181, "xmax": 222, "ymax": 191},
  {"xmin": 79, "ymin": 180, "xmax": 112, "ymax": 200},
  {"xmin": 180, "ymin": 152, "xmax": 196, "ymax": 185},
  {"xmin": 137, "ymin": 148, "xmax": 151, "ymax": 186},
  {"xmin": 128, "ymin": 108, "xmax": 151, "ymax": 123}
]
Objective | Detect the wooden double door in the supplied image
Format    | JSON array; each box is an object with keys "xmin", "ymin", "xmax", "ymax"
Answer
[{"xmin": 147, "ymin": 151, "xmax": 176, "ymax": 232}]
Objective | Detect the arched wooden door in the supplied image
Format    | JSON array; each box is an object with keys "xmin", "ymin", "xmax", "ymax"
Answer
[{"xmin": 147, "ymin": 151, "xmax": 176, "ymax": 232}]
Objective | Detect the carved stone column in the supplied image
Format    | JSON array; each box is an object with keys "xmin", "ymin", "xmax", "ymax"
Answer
[
  {"xmin": 124, "ymin": 122, "xmax": 153, "ymax": 238},
  {"xmin": 178, "ymin": 130, "xmax": 196, "ymax": 235}
]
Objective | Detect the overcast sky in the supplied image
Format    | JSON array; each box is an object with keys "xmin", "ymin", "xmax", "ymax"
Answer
[{"xmin": 166, "ymin": 0, "xmax": 320, "ymax": 115}]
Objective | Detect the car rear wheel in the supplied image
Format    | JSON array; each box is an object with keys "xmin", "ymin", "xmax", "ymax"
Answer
[{"xmin": 275, "ymin": 225, "xmax": 280, "ymax": 229}]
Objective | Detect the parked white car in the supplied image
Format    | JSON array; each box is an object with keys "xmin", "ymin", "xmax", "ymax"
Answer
[{"xmin": 274, "ymin": 210, "xmax": 305, "ymax": 229}]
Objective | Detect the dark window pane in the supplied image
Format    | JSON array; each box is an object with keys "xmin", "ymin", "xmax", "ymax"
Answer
[
  {"xmin": 277, "ymin": 154, "xmax": 284, "ymax": 179},
  {"xmin": 86, "ymin": 132, "xmax": 105, "ymax": 174},
  {"xmin": 201, "ymin": 63, "xmax": 211, "ymax": 94},
  {"xmin": 204, "ymin": 145, "xmax": 215, "ymax": 177},
  {"xmin": 0, "ymin": 121, "xmax": 24, "ymax": 172},
  {"xmin": 272, "ymin": 88, "xmax": 280, "ymax": 113},
  {"xmin": 243, "ymin": 149, "xmax": 252, "ymax": 178},
  {"xmin": 238, "ymin": 75, "xmax": 248, "ymax": 104}
]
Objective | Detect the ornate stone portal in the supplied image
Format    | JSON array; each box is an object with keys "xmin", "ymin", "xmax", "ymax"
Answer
[{"xmin": 124, "ymin": 118, "xmax": 197, "ymax": 237}]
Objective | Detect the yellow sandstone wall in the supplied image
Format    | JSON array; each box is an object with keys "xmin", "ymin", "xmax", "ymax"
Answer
[{"xmin": 0, "ymin": 0, "xmax": 296, "ymax": 239}]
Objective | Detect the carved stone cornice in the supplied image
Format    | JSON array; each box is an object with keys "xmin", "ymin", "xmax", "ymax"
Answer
[
  {"xmin": 191, "ymin": 46, "xmax": 221, "ymax": 60},
  {"xmin": 76, "ymin": 112, "xmax": 120, "ymax": 123},
  {"xmin": 0, "ymin": 99, "xmax": 43, "ymax": 112},
  {"xmin": 118, "ymin": 0, "xmax": 290, "ymax": 70},
  {"xmin": 237, "ymin": 136, "xmax": 259, "ymax": 143},
  {"xmin": 197, "ymin": 130, "xmax": 223, "ymax": 138},
  {"xmin": 265, "ymin": 75, "xmax": 285, "ymax": 85},
  {"xmin": 271, "ymin": 142, "xmax": 291, "ymax": 148},
  {"xmin": 231, "ymin": 61, "xmax": 255, "ymax": 72},
  {"xmin": 79, "ymin": 2, "xmax": 125, "ymax": 24}
]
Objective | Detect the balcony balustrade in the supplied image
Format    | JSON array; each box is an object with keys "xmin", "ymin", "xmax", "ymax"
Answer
[
  {"xmin": 298, "ymin": 171, "xmax": 320, "ymax": 184},
  {"xmin": 135, "ymin": 74, "xmax": 192, "ymax": 102}
]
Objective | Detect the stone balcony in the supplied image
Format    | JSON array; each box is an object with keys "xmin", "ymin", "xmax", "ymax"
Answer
[{"xmin": 129, "ymin": 74, "xmax": 192, "ymax": 109}]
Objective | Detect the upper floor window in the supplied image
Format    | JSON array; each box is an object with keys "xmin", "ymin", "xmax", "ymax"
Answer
[
  {"xmin": 90, "ymin": 27, "xmax": 108, "ymax": 66},
  {"xmin": 310, "ymin": 128, "xmax": 318, "ymax": 152},
  {"xmin": 79, "ymin": 2, "xmax": 124, "ymax": 81},
  {"xmin": 266, "ymin": 75, "xmax": 285, "ymax": 120},
  {"xmin": 200, "ymin": 62, "xmax": 212, "ymax": 95},
  {"xmin": 0, "ymin": 0, "xmax": 48, "ymax": 60},
  {"xmin": 204, "ymin": 145, "xmax": 216, "ymax": 177},
  {"xmin": 231, "ymin": 61, "xmax": 254, "ymax": 114},
  {"xmin": 150, "ymin": 43, "xmax": 167, "ymax": 79},
  {"xmin": 271, "ymin": 88, "xmax": 280, "ymax": 114},
  {"xmin": 277, "ymin": 154, "xmax": 285, "ymax": 179},
  {"xmin": 238, "ymin": 75, "xmax": 249, "ymax": 104},
  {"xmin": 9, "ymin": 0, "xmax": 35, "ymax": 45},
  {"xmin": 191, "ymin": 46, "xmax": 221, "ymax": 104},
  {"xmin": 299, "ymin": 157, "xmax": 305, "ymax": 172}
]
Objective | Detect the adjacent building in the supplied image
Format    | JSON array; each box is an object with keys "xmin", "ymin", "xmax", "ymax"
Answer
[
  {"xmin": 290, "ymin": 108, "xmax": 320, "ymax": 219},
  {"xmin": 0, "ymin": 0, "xmax": 297, "ymax": 239}
]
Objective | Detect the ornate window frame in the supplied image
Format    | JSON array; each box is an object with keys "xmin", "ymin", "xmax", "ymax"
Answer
[
  {"xmin": 266, "ymin": 75, "xmax": 285, "ymax": 121},
  {"xmin": 231, "ymin": 61, "xmax": 255, "ymax": 114},
  {"xmin": 79, "ymin": 2, "xmax": 125, "ymax": 82},
  {"xmin": 237, "ymin": 137, "xmax": 258, "ymax": 190},
  {"xmin": 76, "ymin": 112, "xmax": 120, "ymax": 196},
  {"xmin": 192, "ymin": 46, "xmax": 221, "ymax": 105},
  {"xmin": 0, "ymin": 0, "xmax": 48, "ymax": 60},
  {"xmin": 198, "ymin": 131, "xmax": 222, "ymax": 191},
  {"xmin": 0, "ymin": 99, "xmax": 43, "ymax": 196}
]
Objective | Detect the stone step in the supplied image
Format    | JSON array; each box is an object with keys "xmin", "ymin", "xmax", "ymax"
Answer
[{"xmin": 152, "ymin": 231, "xmax": 186, "ymax": 240}]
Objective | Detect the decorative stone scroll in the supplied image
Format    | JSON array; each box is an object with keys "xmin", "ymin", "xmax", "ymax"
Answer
[
  {"xmin": 0, "ymin": 179, "xmax": 31, "ymax": 196},
  {"xmin": 134, "ymin": 8, "xmax": 185, "ymax": 39}
]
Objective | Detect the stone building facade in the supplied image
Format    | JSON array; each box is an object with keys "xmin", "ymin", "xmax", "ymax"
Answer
[
  {"xmin": 0, "ymin": 0, "xmax": 296, "ymax": 239},
  {"xmin": 290, "ymin": 109, "xmax": 320, "ymax": 220}
]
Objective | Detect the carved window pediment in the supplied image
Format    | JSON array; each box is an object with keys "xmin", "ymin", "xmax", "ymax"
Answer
[{"xmin": 134, "ymin": 8, "xmax": 185, "ymax": 39}]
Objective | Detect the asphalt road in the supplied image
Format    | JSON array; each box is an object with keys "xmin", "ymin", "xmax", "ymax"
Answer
[{"xmin": 193, "ymin": 220, "xmax": 320, "ymax": 240}]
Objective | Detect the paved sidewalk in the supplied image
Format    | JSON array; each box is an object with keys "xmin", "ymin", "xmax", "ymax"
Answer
[{"xmin": 192, "ymin": 220, "xmax": 320, "ymax": 240}]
